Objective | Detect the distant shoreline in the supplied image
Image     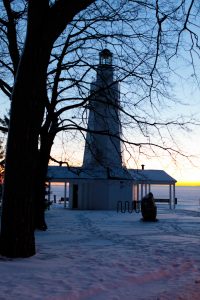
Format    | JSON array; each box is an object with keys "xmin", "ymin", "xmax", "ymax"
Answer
[
  {"xmin": 176, "ymin": 182, "xmax": 200, "ymax": 187},
  {"xmin": 50, "ymin": 182, "xmax": 200, "ymax": 187}
]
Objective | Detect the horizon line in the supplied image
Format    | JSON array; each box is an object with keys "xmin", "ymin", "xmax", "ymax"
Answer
[{"xmin": 176, "ymin": 181, "xmax": 200, "ymax": 186}]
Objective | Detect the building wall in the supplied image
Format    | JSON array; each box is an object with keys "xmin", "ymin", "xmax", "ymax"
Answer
[{"xmin": 68, "ymin": 179, "xmax": 133, "ymax": 210}]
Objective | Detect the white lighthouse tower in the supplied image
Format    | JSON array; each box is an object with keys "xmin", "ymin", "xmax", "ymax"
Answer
[
  {"xmin": 68, "ymin": 49, "xmax": 132, "ymax": 210},
  {"xmin": 47, "ymin": 49, "xmax": 177, "ymax": 210},
  {"xmin": 83, "ymin": 49, "xmax": 123, "ymax": 170}
]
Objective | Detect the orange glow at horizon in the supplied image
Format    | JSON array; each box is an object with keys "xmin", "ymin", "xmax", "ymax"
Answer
[{"xmin": 176, "ymin": 181, "xmax": 200, "ymax": 187}]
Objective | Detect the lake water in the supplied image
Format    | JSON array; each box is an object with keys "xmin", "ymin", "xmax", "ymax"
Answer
[
  {"xmin": 151, "ymin": 185, "xmax": 200, "ymax": 211},
  {"xmin": 49, "ymin": 184, "xmax": 200, "ymax": 212}
]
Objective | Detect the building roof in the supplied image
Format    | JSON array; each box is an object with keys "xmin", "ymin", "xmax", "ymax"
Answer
[
  {"xmin": 47, "ymin": 166, "xmax": 176, "ymax": 184},
  {"xmin": 47, "ymin": 166, "xmax": 132, "ymax": 181},
  {"xmin": 128, "ymin": 169, "xmax": 177, "ymax": 184}
]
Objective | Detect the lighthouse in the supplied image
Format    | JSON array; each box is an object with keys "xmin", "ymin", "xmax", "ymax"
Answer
[
  {"xmin": 50, "ymin": 49, "xmax": 133, "ymax": 210},
  {"xmin": 83, "ymin": 49, "xmax": 123, "ymax": 170},
  {"xmin": 47, "ymin": 49, "xmax": 177, "ymax": 210},
  {"xmin": 70, "ymin": 49, "xmax": 132, "ymax": 210}
]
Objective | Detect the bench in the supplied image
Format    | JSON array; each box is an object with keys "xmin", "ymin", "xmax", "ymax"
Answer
[{"xmin": 154, "ymin": 198, "xmax": 177, "ymax": 204}]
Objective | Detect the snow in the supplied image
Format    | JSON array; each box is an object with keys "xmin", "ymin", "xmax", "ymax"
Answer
[{"xmin": 1, "ymin": 205, "xmax": 200, "ymax": 300}]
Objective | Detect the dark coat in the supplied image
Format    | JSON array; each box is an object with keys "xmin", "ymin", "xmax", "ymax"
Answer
[{"xmin": 141, "ymin": 193, "xmax": 157, "ymax": 221}]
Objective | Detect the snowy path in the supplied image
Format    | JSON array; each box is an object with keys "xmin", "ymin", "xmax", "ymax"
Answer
[{"xmin": 1, "ymin": 206, "xmax": 200, "ymax": 299}]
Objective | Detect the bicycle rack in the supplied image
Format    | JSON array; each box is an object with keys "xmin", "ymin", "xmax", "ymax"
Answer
[
  {"xmin": 117, "ymin": 200, "xmax": 125, "ymax": 213},
  {"xmin": 117, "ymin": 200, "xmax": 141, "ymax": 213}
]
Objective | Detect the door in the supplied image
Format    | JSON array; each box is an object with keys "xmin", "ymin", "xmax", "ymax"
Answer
[{"xmin": 72, "ymin": 184, "xmax": 78, "ymax": 209}]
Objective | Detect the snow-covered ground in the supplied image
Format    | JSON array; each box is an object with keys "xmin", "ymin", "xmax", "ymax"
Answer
[{"xmin": 1, "ymin": 205, "xmax": 200, "ymax": 300}]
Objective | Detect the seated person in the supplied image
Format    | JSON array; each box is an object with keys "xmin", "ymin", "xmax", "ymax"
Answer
[{"xmin": 141, "ymin": 192, "xmax": 157, "ymax": 221}]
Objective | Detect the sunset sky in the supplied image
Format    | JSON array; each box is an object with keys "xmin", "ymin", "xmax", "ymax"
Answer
[
  {"xmin": 49, "ymin": 61, "xmax": 200, "ymax": 186},
  {"xmin": 1, "ymin": 32, "xmax": 200, "ymax": 186},
  {"xmin": 0, "ymin": 1, "xmax": 200, "ymax": 187},
  {"xmin": 1, "ymin": 55, "xmax": 200, "ymax": 186},
  {"xmin": 142, "ymin": 81, "xmax": 200, "ymax": 185}
]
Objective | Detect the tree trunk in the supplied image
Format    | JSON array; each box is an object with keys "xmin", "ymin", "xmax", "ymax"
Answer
[
  {"xmin": 0, "ymin": 0, "xmax": 95, "ymax": 258},
  {"xmin": 0, "ymin": 13, "xmax": 51, "ymax": 258},
  {"xmin": 0, "ymin": 71, "xmax": 48, "ymax": 257},
  {"xmin": 34, "ymin": 130, "xmax": 55, "ymax": 231}
]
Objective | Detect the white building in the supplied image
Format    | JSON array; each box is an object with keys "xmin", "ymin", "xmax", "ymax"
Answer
[{"xmin": 47, "ymin": 49, "xmax": 177, "ymax": 210}]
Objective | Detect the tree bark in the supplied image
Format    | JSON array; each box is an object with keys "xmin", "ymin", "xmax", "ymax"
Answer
[
  {"xmin": 0, "ymin": 0, "xmax": 95, "ymax": 258},
  {"xmin": 34, "ymin": 126, "xmax": 56, "ymax": 231},
  {"xmin": 0, "ymin": 44, "xmax": 49, "ymax": 257},
  {"xmin": 0, "ymin": 3, "xmax": 51, "ymax": 258}
]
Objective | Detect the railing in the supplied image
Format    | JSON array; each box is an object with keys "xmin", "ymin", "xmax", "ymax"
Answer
[{"xmin": 117, "ymin": 200, "xmax": 141, "ymax": 213}]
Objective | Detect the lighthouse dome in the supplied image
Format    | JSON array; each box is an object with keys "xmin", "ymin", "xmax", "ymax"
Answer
[{"xmin": 99, "ymin": 49, "xmax": 112, "ymax": 65}]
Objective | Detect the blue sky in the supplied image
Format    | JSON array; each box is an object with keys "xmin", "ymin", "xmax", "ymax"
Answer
[
  {"xmin": 1, "ymin": 0, "xmax": 200, "ymax": 184},
  {"xmin": 49, "ymin": 59, "xmax": 200, "ymax": 184},
  {"xmin": 1, "ymin": 56, "xmax": 200, "ymax": 184}
]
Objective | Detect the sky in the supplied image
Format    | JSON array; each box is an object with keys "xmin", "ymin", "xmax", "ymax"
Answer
[
  {"xmin": 138, "ymin": 86, "xmax": 200, "ymax": 185},
  {"xmin": 49, "ymin": 65, "xmax": 200, "ymax": 185},
  {"xmin": 149, "ymin": 75, "xmax": 200, "ymax": 184},
  {"xmin": 1, "ymin": 1, "xmax": 200, "ymax": 185},
  {"xmin": 48, "ymin": 31, "xmax": 200, "ymax": 185},
  {"xmin": 1, "ymin": 57, "xmax": 200, "ymax": 185}
]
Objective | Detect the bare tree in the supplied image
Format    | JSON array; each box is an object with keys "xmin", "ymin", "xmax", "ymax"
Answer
[
  {"xmin": 0, "ymin": 0, "xmax": 95, "ymax": 258},
  {"xmin": 0, "ymin": 0, "xmax": 199, "ymax": 258},
  {"xmin": 44, "ymin": 0, "xmax": 200, "ymax": 169}
]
